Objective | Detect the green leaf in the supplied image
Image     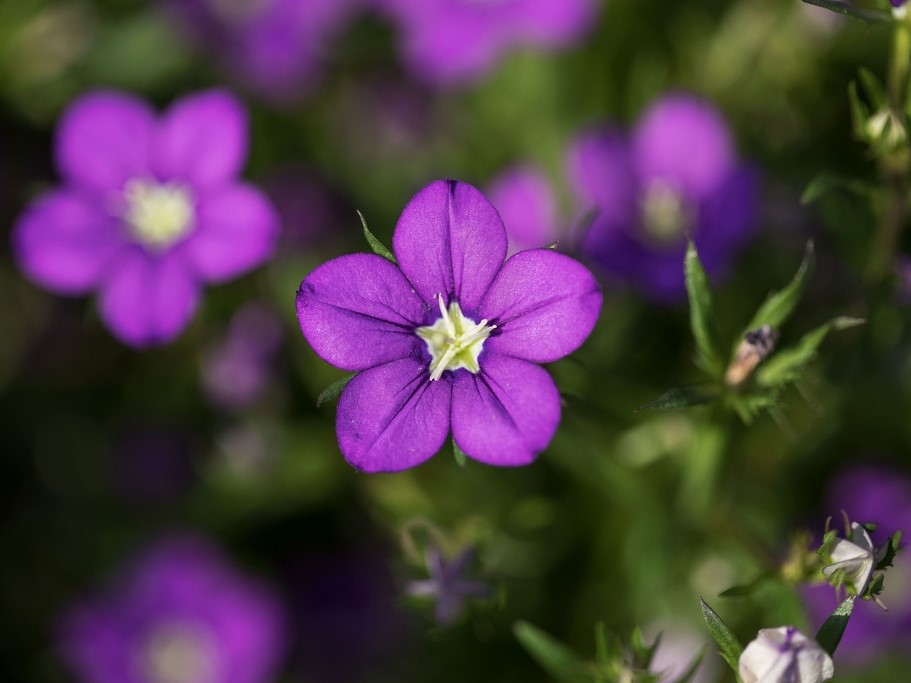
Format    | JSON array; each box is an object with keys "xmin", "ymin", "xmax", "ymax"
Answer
[
  {"xmin": 848, "ymin": 80, "xmax": 872, "ymax": 140},
  {"xmin": 718, "ymin": 572, "xmax": 773, "ymax": 598},
  {"xmin": 685, "ymin": 242, "xmax": 722, "ymax": 376},
  {"xmin": 514, "ymin": 621, "xmax": 591, "ymax": 683},
  {"xmin": 316, "ymin": 373, "xmax": 357, "ymax": 406},
  {"xmin": 357, "ymin": 210, "xmax": 396, "ymax": 263},
  {"xmin": 815, "ymin": 597, "xmax": 855, "ymax": 656},
  {"xmin": 453, "ymin": 439, "xmax": 468, "ymax": 468},
  {"xmin": 875, "ymin": 530, "xmax": 903, "ymax": 571},
  {"xmin": 800, "ymin": 0, "xmax": 890, "ymax": 23},
  {"xmin": 742, "ymin": 242, "xmax": 815, "ymax": 336},
  {"xmin": 699, "ymin": 598, "xmax": 743, "ymax": 675},
  {"xmin": 800, "ymin": 174, "xmax": 875, "ymax": 205},
  {"xmin": 857, "ymin": 67, "xmax": 887, "ymax": 110},
  {"xmin": 637, "ymin": 385, "xmax": 716, "ymax": 412},
  {"xmin": 629, "ymin": 626, "xmax": 659, "ymax": 669},
  {"xmin": 755, "ymin": 316, "xmax": 865, "ymax": 388}
]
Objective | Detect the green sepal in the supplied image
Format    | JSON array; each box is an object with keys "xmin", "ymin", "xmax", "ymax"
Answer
[
  {"xmin": 814, "ymin": 596, "xmax": 855, "ymax": 656},
  {"xmin": 699, "ymin": 598, "xmax": 743, "ymax": 676},
  {"xmin": 357, "ymin": 210, "xmax": 396, "ymax": 263},
  {"xmin": 453, "ymin": 438, "xmax": 468, "ymax": 468},
  {"xmin": 741, "ymin": 241, "xmax": 815, "ymax": 337},
  {"xmin": 800, "ymin": 0, "xmax": 890, "ymax": 23},
  {"xmin": 514, "ymin": 621, "xmax": 591, "ymax": 683},
  {"xmin": 800, "ymin": 174, "xmax": 875, "ymax": 205},
  {"xmin": 876, "ymin": 530, "xmax": 902, "ymax": 571},
  {"xmin": 685, "ymin": 241, "xmax": 723, "ymax": 377},
  {"xmin": 637, "ymin": 385, "xmax": 716, "ymax": 412},
  {"xmin": 857, "ymin": 67, "xmax": 887, "ymax": 110},
  {"xmin": 316, "ymin": 372, "xmax": 357, "ymax": 406},
  {"xmin": 849, "ymin": 80, "xmax": 872, "ymax": 139},
  {"xmin": 755, "ymin": 316, "xmax": 864, "ymax": 388},
  {"xmin": 629, "ymin": 626, "xmax": 659, "ymax": 669}
]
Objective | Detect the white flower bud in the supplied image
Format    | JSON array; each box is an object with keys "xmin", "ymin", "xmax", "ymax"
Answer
[
  {"xmin": 823, "ymin": 522, "xmax": 875, "ymax": 596},
  {"xmin": 738, "ymin": 627, "xmax": 834, "ymax": 683}
]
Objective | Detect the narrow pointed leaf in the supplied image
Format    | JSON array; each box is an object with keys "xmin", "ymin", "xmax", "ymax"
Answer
[
  {"xmin": 875, "ymin": 530, "xmax": 902, "ymax": 570},
  {"xmin": 316, "ymin": 372, "xmax": 357, "ymax": 406},
  {"xmin": 742, "ymin": 242, "xmax": 815, "ymax": 336},
  {"xmin": 718, "ymin": 572, "xmax": 773, "ymax": 598},
  {"xmin": 699, "ymin": 598, "xmax": 743, "ymax": 674},
  {"xmin": 684, "ymin": 242, "xmax": 722, "ymax": 376},
  {"xmin": 800, "ymin": 0, "xmax": 890, "ymax": 23},
  {"xmin": 848, "ymin": 80, "xmax": 871, "ymax": 139},
  {"xmin": 357, "ymin": 210, "xmax": 396, "ymax": 263},
  {"xmin": 637, "ymin": 385, "xmax": 716, "ymax": 412},
  {"xmin": 815, "ymin": 596, "xmax": 855, "ymax": 656},
  {"xmin": 514, "ymin": 621, "xmax": 591, "ymax": 683},
  {"xmin": 453, "ymin": 438, "xmax": 468, "ymax": 468},
  {"xmin": 800, "ymin": 174, "xmax": 875, "ymax": 205}
]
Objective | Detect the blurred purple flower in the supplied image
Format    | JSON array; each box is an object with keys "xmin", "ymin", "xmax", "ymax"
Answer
[
  {"xmin": 487, "ymin": 164, "xmax": 560, "ymax": 255},
  {"xmin": 162, "ymin": 0, "xmax": 361, "ymax": 101},
  {"xmin": 375, "ymin": 0, "xmax": 598, "ymax": 85},
  {"xmin": 567, "ymin": 93, "xmax": 759, "ymax": 302},
  {"xmin": 13, "ymin": 89, "xmax": 278, "ymax": 347},
  {"xmin": 405, "ymin": 546, "xmax": 491, "ymax": 624},
  {"xmin": 262, "ymin": 167, "xmax": 352, "ymax": 249},
  {"xmin": 58, "ymin": 535, "xmax": 286, "ymax": 683},
  {"xmin": 296, "ymin": 179, "xmax": 601, "ymax": 472},
  {"xmin": 803, "ymin": 464, "xmax": 911, "ymax": 663},
  {"xmin": 202, "ymin": 304, "xmax": 283, "ymax": 411}
]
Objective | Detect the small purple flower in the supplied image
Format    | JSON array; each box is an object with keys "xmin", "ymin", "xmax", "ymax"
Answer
[
  {"xmin": 162, "ymin": 0, "xmax": 360, "ymax": 101},
  {"xmin": 296, "ymin": 179, "xmax": 601, "ymax": 472},
  {"xmin": 375, "ymin": 0, "xmax": 598, "ymax": 85},
  {"xmin": 567, "ymin": 93, "xmax": 759, "ymax": 302},
  {"xmin": 58, "ymin": 535, "xmax": 286, "ymax": 683},
  {"xmin": 13, "ymin": 89, "xmax": 279, "ymax": 347},
  {"xmin": 405, "ymin": 545, "xmax": 491, "ymax": 624},
  {"xmin": 487, "ymin": 164, "xmax": 560, "ymax": 255}
]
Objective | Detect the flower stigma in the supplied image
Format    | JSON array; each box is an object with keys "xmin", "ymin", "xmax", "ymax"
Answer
[
  {"xmin": 640, "ymin": 180, "xmax": 690, "ymax": 244},
  {"xmin": 141, "ymin": 620, "xmax": 217, "ymax": 683},
  {"xmin": 416, "ymin": 294, "xmax": 496, "ymax": 381},
  {"xmin": 123, "ymin": 179, "xmax": 195, "ymax": 251}
]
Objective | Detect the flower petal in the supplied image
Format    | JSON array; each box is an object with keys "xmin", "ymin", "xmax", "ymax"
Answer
[
  {"xmin": 565, "ymin": 127, "xmax": 637, "ymax": 220},
  {"xmin": 452, "ymin": 354, "xmax": 560, "ymax": 466},
  {"xmin": 180, "ymin": 184, "xmax": 279, "ymax": 282},
  {"xmin": 154, "ymin": 90, "xmax": 248, "ymax": 189},
  {"xmin": 98, "ymin": 249, "xmax": 200, "ymax": 347},
  {"xmin": 296, "ymin": 253, "xmax": 427, "ymax": 371},
  {"xmin": 481, "ymin": 250, "xmax": 601, "ymax": 363},
  {"xmin": 13, "ymin": 190, "xmax": 125, "ymax": 294},
  {"xmin": 336, "ymin": 357, "xmax": 451, "ymax": 472},
  {"xmin": 56, "ymin": 91, "xmax": 156, "ymax": 193},
  {"xmin": 393, "ymin": 180, "xmax": 507, "ymax": 313}
]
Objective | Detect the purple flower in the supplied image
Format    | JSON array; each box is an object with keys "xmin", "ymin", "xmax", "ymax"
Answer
[
  {"xmin": 162, "ymin": 0, "xmax": 360, "ymax": 102},
  {"xmin": 296, "ymin": 179, "xmax": 601, "ymax": 472},
  {"xmin": 487, "ymin": 164, "xmax": 560, "ymax": 255},
  {"xmin": 375, "ymin": 0, "xmax": 598, "ymax": 85},
  {"xmin": 58, "ymin": 535, "xmax": 286, "ymax": 683},
  {"xmin": 13, "ymin": 89, "xmax": 279, "ymax": 347},
  {"xmin": 802, "ymin": 464, "xmax": 911, "ymax": 663},
  {"xmin": 405, "ymin": 545, "xmax": 491, "ymax": 624},
  {"xmin": 567, "ymin": 93, "xmax": 759, "ymax": 302}
]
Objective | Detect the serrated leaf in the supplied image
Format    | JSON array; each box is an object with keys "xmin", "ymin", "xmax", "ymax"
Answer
[
  {"xmin": 718, "ymin": 572, "xmax": 773, "ymax": 598},
  {"xmin": 742, "ymin": 242, "xmax": 815, "ymax": 337},
  {"xmin": 637, "ymin": 385, "xmax": 716, "ymax": 412},
  {"xmin": 755, "ymin": 316, "xmax": 864, "ymax": 388},
  {"xmin": 357, "ymin": 210, "xmax": 396, "ymax": 263},
  {"xmin": 815, "ymin": 596, "xmax": 855, "ymax": 656},
  {"xmin": 685, "ymin": 242, "xmax": 723, "ymax": 377},
  {"xmin": 875, "ymin": 530, "xmax": 902, "ymax": 570},
  {"xmin": 453, "ymin": 439, "xmax": 468, "ymax": 468},
  {"xmin": 514, "ymin": 621, "xmax": 591, "ymax": 683},
  {"xmin": 674, "ymin": 649, "xmax": 706, "ymax": 683},
  {"xmin": 801, "ymin": 0, "xmax": 890, "ymax": 23},
  {"xmin": 857, "ymin": 67, "xmax": 887, "ymax": 110},
  {"xmin": 699, "ymin": 598, "xmax": 743, "ymax": 675},
  {"xmin": 316, "ymin": 372, "xmax": 356, "ymax": 406},
  {"xmin": 800, "ymin": 174, "xmax": 875, "ymax": 205}
]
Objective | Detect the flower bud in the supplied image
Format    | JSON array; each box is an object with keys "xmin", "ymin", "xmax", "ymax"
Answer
[{"xmin": 738, "ymin": 627, "xmax": 834, "ymax": 683}]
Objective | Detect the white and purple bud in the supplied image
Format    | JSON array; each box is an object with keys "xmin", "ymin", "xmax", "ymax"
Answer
[
  {"xmin": 822, "ymin": 521, "xmax": 877, "ymax": 596},
  {"xmin": 738, "ymin": 627, "xmax": 834, "ymax": 683}
]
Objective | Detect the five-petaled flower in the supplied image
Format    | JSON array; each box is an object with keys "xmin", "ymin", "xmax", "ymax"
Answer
[
  {"xmin": 13, "ymin": 89, "xmax": 279, "ymax": 347},
  {"xmin": 296, "ymin": 179, "xmax": 601, "ymax": 472},
  {"xmin": 738, "ymin": 627, "xmax": 834, "ymax": 683},
  {"xmin": 822, "ymin": 520, "xmax": 878, "ymax": 597},
  {"xmin": 405, "ymin": 545, "xmax": 491, "ymax": 624}
]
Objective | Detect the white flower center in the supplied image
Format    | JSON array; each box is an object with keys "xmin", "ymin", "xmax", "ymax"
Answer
[
  {"xmin": 640, "ymin": 181, "xmax": 690, "ymax": 244},
  {"xmin": 140, "ymin": 621, "xmax": 217, "ymax": 683},
  {"xmin": 123, "ymin": 179, "xmax": 195, "ymax": 251},
  {"xmin": 416, "ymin": 295, "xmax": 496, "ymax": 381}
]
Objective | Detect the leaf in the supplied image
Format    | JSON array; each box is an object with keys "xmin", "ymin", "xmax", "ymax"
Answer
[
  {"xmin": 755, "ymin": 316, "xmax": 865, "ymax": 388},
  {"xmin": 815, "ymin": 596, "xmax": 855, "ymax": 656},
  {"xmin": 514, "ymin": 621, "xmax": 591, "ymax": 683},
  {"xmin": 800, "ymin": 174, "xmax": 875, "ymax": 205},
  {"xmin": 316, "ymin": 372, "xmax": 356, "ymax": 406},
  {"xmin": 718, "ymin": 572, "xmax": 774, "ymax": 598},
  {"xmin": 857, "ymin": 68, "xmax": 887, "ymax": 111},
  {"xmin": 800, "ymin": 0, "xmax": 890, "ymax": 23},
  {"xmin": 357, "ymin": 210, "xmax": 396, "ymax": 263},
  {"xmin": 699, "ymin": 598, "xmax": 743, "ymax": 675},
  {"xmin": 629, "ymin": 626, "xmax": 659, "ymax": 669},
  {"xmin": 875, "ymin": 530, "xmax": 903, "ymax": 571},
  {"xmin": 685, "ymin": 242, "xmax": 723, "ymax": 377},
  {"xmin": 637, "ymin": 385, "xmax": 716, "ymax": 412},
  {"xmin": 742, "ymin": 242, "xmax": 815, "ymax": 335},
  {"xmin": 848, "ymin": 80, "xmax": 872, "ymax": 140},
  {"xmin": 453, "ymin": 439, "xmax": 468, "ymax": 468}
]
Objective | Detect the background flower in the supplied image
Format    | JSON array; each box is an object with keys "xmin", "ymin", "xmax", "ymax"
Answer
[{"xmin": 487, "ymin": 164, "xmax": 561, "ymax": 255}]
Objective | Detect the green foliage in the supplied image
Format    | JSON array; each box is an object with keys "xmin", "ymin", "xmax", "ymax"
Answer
[
  {"xmin": 741, "ymin": 242, "xmax": 815, "ymax": 336},
  {"xmin": 358, "ymin": 210, "xmax": 397, "ymax": 263},
  {"xmin": 876, "ymin": 530, "xmax": 903, "ymax": 570},
  {"xmin": 699, "ymin": 598, "xmax": 743, "ymax": 677},
  {"xmin": 453, "ymin": 438, "xmax": 468, "ymax": 468},
  {"xmin": 316, "ymin": 373, "xmax": 356, "ymax": 406},
  {"xmin": 815, "ymin": 597, "xmax": 855, "ymax": 656},
  {"xmin": 800, "ymin": 0, "xmax": 891, "ymax": 23},
  {"xmin": 514, "ymin": 622, "xmax": 592, "ymax": 683},
  {"xmin": 636, "ymin": 385, "xmax": 716, "ymax": 411},
  {"xmin": 685, "ymin": 241, "xmax": 722, "ymax": 377}
]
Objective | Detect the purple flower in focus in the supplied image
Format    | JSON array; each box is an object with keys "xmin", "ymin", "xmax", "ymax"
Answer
[
  {"xmin": 568, "ymin": 93, "xmax": 759, "ymax": 302},
  {"xmin": 803, "ymin": 464, "xmax": 911, "ymax": 663},
  {"xmin": 296, "ymin": 179, "xmax": 601, "ymax": 472},
  {"xmin": 13, "ymin": 89, "xmax": 278, "ymax": 347},
  {"xmin": 163, "ymin": 0, "xmax": 360, "ymax": 101},
  {"xmin": 405, "ymin": 545, "xmax": 491, "ymax": 624},
  {"xmin": 58, "ymin": 535, "xmax": 286, "ymax": 683},
  {"xmin": 375, "ymin": 0, "xmax": 598, "ymax": 85},
  {"xmin": 487, "ymin": 164, "xmax": 560, "ymax": 255}
]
